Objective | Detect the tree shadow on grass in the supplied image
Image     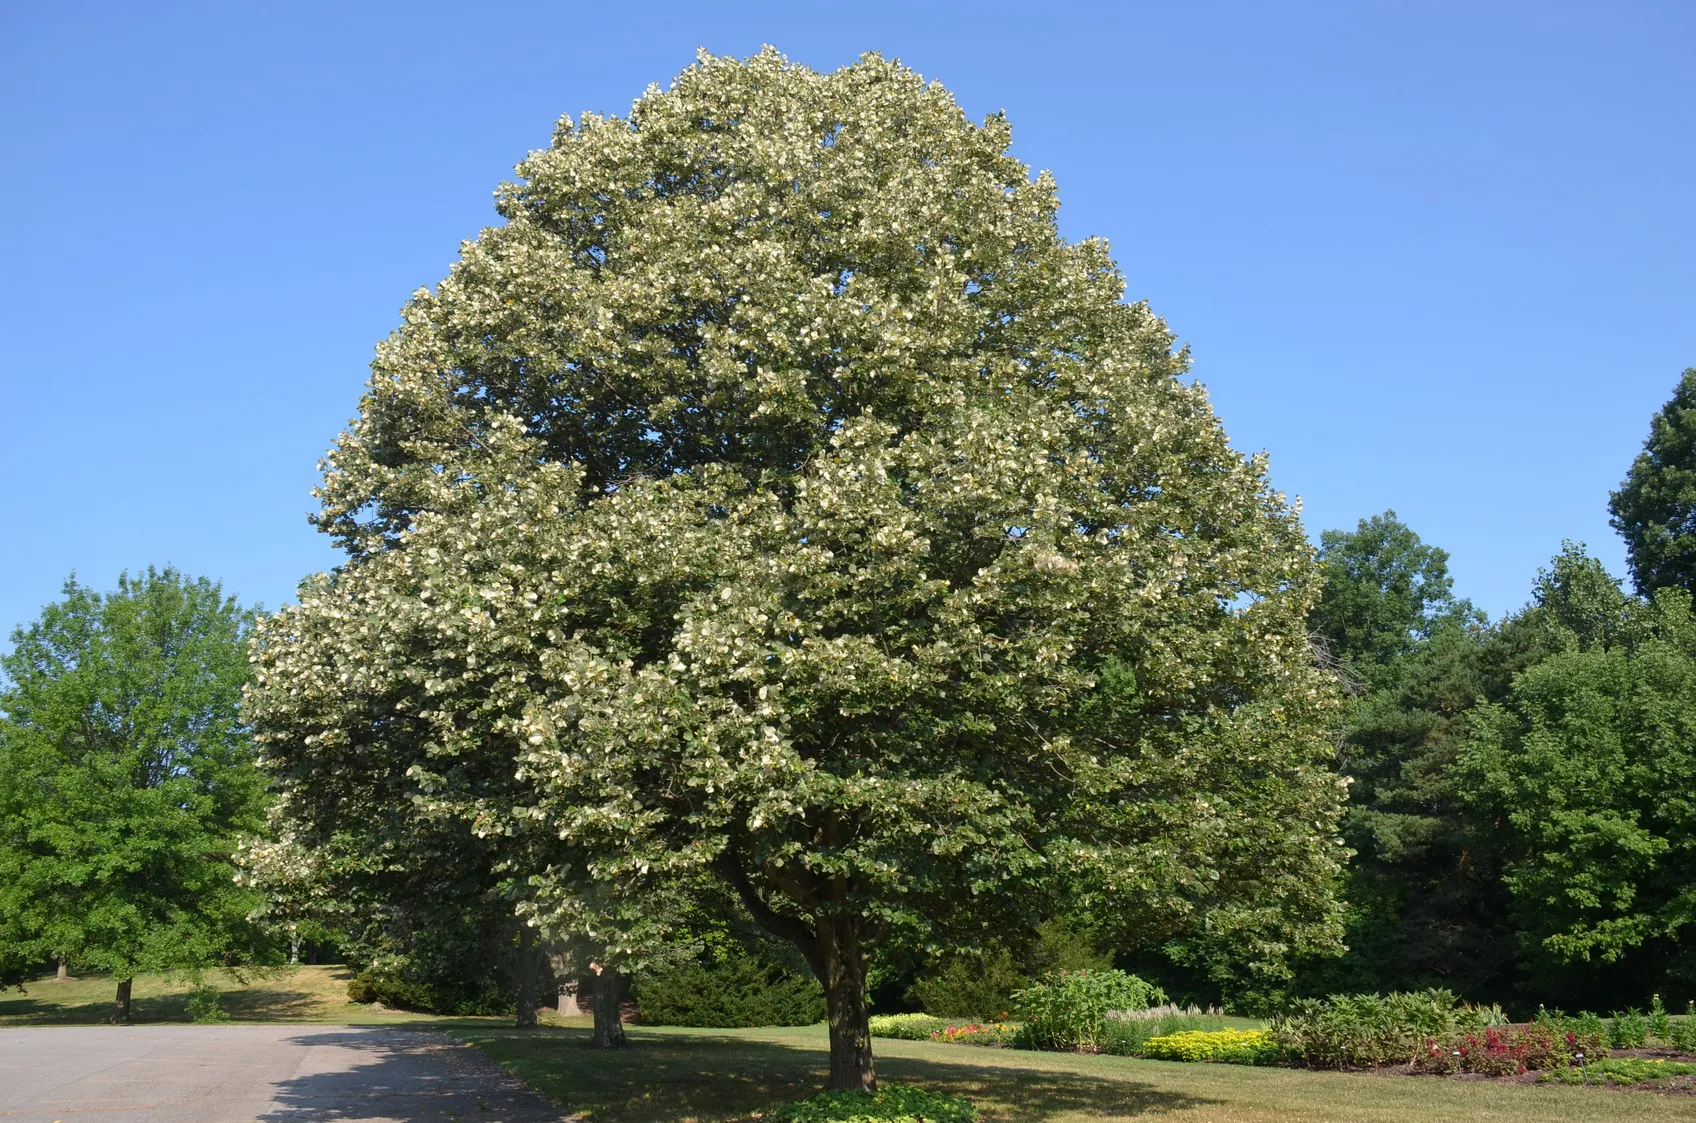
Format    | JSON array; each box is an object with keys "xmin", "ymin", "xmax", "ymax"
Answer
[
  {"xmin": 0, "ymin": 987, "xmax": 324, "ymax": 1025},
  {"xmin": 255, "ymin": 1028, "xmax": 564, "ymax": 1122},
  {"xmin": 453, "ymin": 1026, "xmax": 1219, "ymax": 1122}
]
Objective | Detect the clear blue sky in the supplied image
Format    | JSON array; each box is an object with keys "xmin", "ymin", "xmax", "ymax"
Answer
[{"xmin": 3, "ymin": 1, "xmax": 1692, "ymax": 637}]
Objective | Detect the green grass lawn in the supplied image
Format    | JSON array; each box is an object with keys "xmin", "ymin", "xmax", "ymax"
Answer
[
  {"xmin": 451, "ymin": 1022, "xmax": 1696, "ymax": 1123},
  {"xmin": 0, "ymin": 964, "xmax": 452, "ymax": 1025}
]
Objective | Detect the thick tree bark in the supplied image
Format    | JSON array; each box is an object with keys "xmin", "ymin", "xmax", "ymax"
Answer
[
  {"xmin": 715, "ymin": 853, "xmax": 878, "ymax": 1092},
  {"xmin": 514, "ymin": 925, "xmax": 538, "ymax": 1027},
  {"xmin": 111, "ymin": 978, "xmax": 132, "ymax": 1025},
  {"xmin": 55, "ymin": 958, "xmax": 68, "ymax": 981},
  {"xmin": 817, "ymin": 916, "xmax": 875, "ymax": 1092},
  {"xmin": 588, "ymin": 965, "xmax": 626, "ymax": 1048}
]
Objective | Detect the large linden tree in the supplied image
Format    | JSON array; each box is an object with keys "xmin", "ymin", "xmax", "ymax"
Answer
[{"xmin": 249, "ymin": 49, "xmax": 1347, "ymax": 1089}]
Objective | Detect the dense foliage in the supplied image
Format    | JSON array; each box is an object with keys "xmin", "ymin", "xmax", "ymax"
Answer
[
  {"xmin": 245, "ymin": 47, "xmax": 1348, "ymax": 1089},
  {"xmin": 1012, "ymin": 969, "xmax": 1164, "ymax": 1051},
  {"xmin": 0, "ymin": 569, "xmax": 266, "ymax": 1020},
  {"xmin": 637, "ymin": 950, "xmax": 826, "ymax": 1027},
  {"xmin": 1611, "ymin": 368, "xmax": 1696, "ymax": 596},
  {"xmin": 1461, "ymin": 572, "xmax": 1696, "ymax": 995}
]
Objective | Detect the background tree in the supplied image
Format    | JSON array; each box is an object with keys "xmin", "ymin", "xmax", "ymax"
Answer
[
  {"xmin": 1309, "ymin": 510, "xmax": 1473, "ymax": 681},
  {"xmin": 1296, "ymin": 514, "xmax": 1521, "ymax": 1000},
  {"xmin": 0, "ymin": 569, "xmax": 265, "ymax": 1022},
  {"xmin": 1611, "ymin": 368, "xmax": 1696, "ymax": 596},
  {"xmin": 251, "ymin": 48, "xmax": 1349, "ymax": 1090},
  {"xmin": 1460, "ymin": 546, "xmax": 1696, "ymax": 1008}
]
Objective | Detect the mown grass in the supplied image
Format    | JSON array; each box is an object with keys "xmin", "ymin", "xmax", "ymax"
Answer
[
  {"xmin": 453, "ymin": 1022, "xmax": 1696, "ymax": 1123},
  {"xmin": 0, "ymin": 964, "xmax": 453, "ymax": 1025}
]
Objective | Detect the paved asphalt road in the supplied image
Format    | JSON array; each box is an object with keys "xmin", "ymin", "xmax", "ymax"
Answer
[{"xmin": 0, "ymin": 1025, "xmax": 569, "ymax": 1122}]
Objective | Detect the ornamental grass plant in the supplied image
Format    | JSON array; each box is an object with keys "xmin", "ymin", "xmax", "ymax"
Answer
[{"xmin": 1012, "ymin": 970, "xmax": 1164, "ymax": 1052}]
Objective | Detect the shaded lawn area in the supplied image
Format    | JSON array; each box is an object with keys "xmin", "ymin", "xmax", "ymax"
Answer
[
  {"xmin": 0, "ymin": 965, "xmax": 450, "ymax": 1026},
  {"xmin": 452, "ymin": 1023, "xmax": 1696, "ymax": 1123}
]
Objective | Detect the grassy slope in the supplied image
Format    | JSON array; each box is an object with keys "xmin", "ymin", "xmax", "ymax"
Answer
[
  {"xmin": 0, "ymin": 965, "xmax": 450, "ymax": 1026},
  {"xmin": 453, "ymin": 1023, "xmax": 1696, "ymax": 1123}
]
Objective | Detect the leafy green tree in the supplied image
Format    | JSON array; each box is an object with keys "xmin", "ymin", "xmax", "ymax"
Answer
[
  {"xmin": 248, "ymin": 48, "xmax": 1348, "ymax": 1090},
  {"xmin": 1461, "ymin": 568, "xmax": 1696, "ymax": 1005},
  {"xmin": 1297, "ymin": 515, "xmax": 1532, "ymax": 1002},
  {"xmin": 0, "ymin": 569, "xmax": 265, "ymax": 1021},
  {"xmin": 1309, "ymin": 511, "xmax": 1474, "ymax": 680},
  {"xmin": 1610, "ymin": 368, "xmax": 1696, "ymax": 596}
]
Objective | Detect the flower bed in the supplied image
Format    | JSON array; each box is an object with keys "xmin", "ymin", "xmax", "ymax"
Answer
[
  {"xmin": 1141, "ymin": 1029, "xmax": 1279, "ymax": 1064},
  {"xmin": 930, "ymin": 1022, "xmax": 1016, "ymax": 1047}
]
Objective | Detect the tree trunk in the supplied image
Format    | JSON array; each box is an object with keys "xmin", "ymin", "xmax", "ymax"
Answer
[
  {"xmin": 558, "ymin": 983, "xmax": 575, "ymax": 1017},
  {"xmin": 818, "ymin": 916, "xmax": 875, "ymax": 1092},
  {"xmin": 588, "ymin": 964, "xmax": 626, "ymax": 1048},
  {"xmin": 111, "ymin": 978, "xmax": 132, "ymax": 1025},
  {"xmin": 514, "ymin": 925, "xmax": 538, "ymax": 1028},
  {"xmin": 288, "ymin": 925, "xmax": 300, "ymax": 966},
  {"xmin": 55, "ymin": 958, "xmax": 68, "ymax": 981}
]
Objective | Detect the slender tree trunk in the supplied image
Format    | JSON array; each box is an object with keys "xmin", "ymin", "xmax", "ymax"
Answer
[
  {"xmin": 288, "ymin": 925, "xmax": 300, "ymax": 966},
  {"xmin": 111, "ymin": 978, "xmax": 132, "ymax": 1025},
  {"xmin": 515, "ymin": 925, "xmax": 538, "ymax": 1028},
  {"xmin": 55, "ymin": 958, "xmax": 68, "ymax": 982},
  {"xmin": 588, "ymin": 965, "xmax": 626, "ymax": 1048},
  {"xmin": 817, "ymin": 916, "xmax": 875, "ymax": 1092}
]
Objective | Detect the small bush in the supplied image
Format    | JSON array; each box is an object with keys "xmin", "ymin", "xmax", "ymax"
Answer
[
  {"xmin": 187, "ymin": 985, "xmax": 229, "ymax": 1024},
  {"xmin": 344, "ymin": 969, "xmax": 506, "ymax": 1015},
  {"xmin": 1609, "ymin": 1008, "xmax": 1649, "ymax": 1049},
  {"xmin": 1650, "ymin": 995, "xmax": 1672, "ymax": 1043},
  {"xmin": 772, "ymin": 1083, "xmax": 979, "ymax": 1122},
  {"xmin": 1013, "ymin": 970, "xmax": 1165, "ymax": 1052},
  {"xmin": 1140, "ymin": 1029, "xmax": 1278, "ymax": 1064},
  {"xmin": 637, "ymin": 955, "xmax": 825, "ymax": 1027},
  {"xmin": 1670, "ymin": 1009, "xmax": 1696, "ymax": 1052},
  {"xmin": 907, "ymin": 945, "xmax": 1026, "ymax": 1021},
  {"xmin": 869, "ymin": 1014, "xmax": 949, "ymax": 1040}
]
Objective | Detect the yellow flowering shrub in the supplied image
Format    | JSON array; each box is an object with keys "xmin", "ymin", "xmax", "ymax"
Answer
[{"xmin": 1141, "ymin": 1029, "xmax": 1279, "ymax": 1064}]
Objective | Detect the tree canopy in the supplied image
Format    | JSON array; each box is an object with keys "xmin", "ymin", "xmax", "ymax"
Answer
[
  {"xmin": 1309, "ymin": 510, "xmax": 1473, "ymax": 680},
  {"xmin": 0, "ymin": 569, "xmax": 264, "ymax": 1019},
  {"xmin": 1611, "ymin": 368, "xmax": 1696, "ymax": 596},
  {"xmin": 248, "ymin": 48, "xmax": 1349, "ymax": 1089}
]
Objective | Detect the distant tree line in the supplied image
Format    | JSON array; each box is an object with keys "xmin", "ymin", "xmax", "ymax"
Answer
[{"xmin": 1289, "ymin": 368, "xmax": 1696, "ymax": 1013}]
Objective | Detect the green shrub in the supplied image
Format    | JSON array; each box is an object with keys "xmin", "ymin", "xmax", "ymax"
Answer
[
  {"xmin": 771, "ymin": 1084, "xmax": 978, "ymax": 1122},
  {"xmin": 907, "ymin": 945, "xmax": 1027, "ymax": 1020},
  {"xmin": 1670, "ymin": 1007, "xmax": 1696, "ymax": 1052},
  {"xmin": 1013, "ymin": 970, "xmax": 1165, "ymax": 1052},
  {"xmin": 187, "ymin": 985, "xmax": 229, "ymax": 1024},
  {"xmin": 1270, "ymin": 989, "xmax": 1505, "ymax": 1068},
  {"xmin": 344, "ymin": 969, "xmax": 508, "ymax": 1015},
  {"xmin": 1650, "ymin": 995, "xmax": 1672, "ymax": 1043},
  {"xmin": 869, "ymin": 1014, "xmax": 949, "ymax": 1040},
  {"xmin": 1141, "ymin": 1029, "xmax": 1278, "ymax": 1064},
  {"xmin": 637, "ymin": 955, "xmax": 825, "ymax": 1027},
  {"xmin": 1609, "ymin": 1008, "xmax": 1649, "ymax": 1049}
]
